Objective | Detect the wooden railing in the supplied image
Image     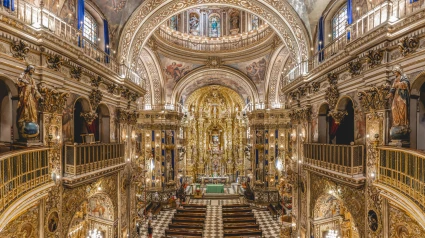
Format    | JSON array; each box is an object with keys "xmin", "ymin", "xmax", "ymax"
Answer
[
  {"xmin": 304, "ymin": 143, "xmax": 364, "ymax": 176},
  {"xmin": 155, "ymin": 25, "xmax": 273, "ymax": 52},
  {"xmin": 378, "ymin": 146, "xmax": 425, "ymax": 212},
  {"xmin": 0, "ymin": 148, "xmax": 50, "ymax": 214},
  {"xmin": 64, "ymin": 143, "xmax": 125, "ymax": 176}
]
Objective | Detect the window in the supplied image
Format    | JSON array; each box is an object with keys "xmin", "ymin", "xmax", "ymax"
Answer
[
  {"xmin": 84, "ymin": 12, "xmax": 98, "ymax": 43},
  {"xmin": 332, "ymin": 5, "xmax": 347, "ymax": 40}
]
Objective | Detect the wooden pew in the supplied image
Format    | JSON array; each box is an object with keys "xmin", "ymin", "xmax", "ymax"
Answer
[
  {"xmin": 182, "ymin": 204, "xmax": 207, "ymax": 208},
  {"xmin": 268, "ymin": 203, "xmax": 278, "ymax": 220},
  {"xmin": 222, "ymin": 204, "xmax": 250, "ymax": 208},
  {"xmin": 168, "ymin": 223, "xmax": 204, "ymax": 230},
  {"xmin": 176, "ymin": 208, "xmax": 206, "ymax": 214},
  {"xmin": 172, "ymin": 218, "xmax": 205, "ymax": 224},
  {"xmin": 222, "ymin": 208, "xmax": 252, "ymax": 213},
  {"xmin": 174, "ymin": 213, "xmax": 206, "ymax": 218},
  {"xmin": 223, "ymin": 229, "xmax": 262, "ymax": 237},
  {"xmin": 223, "ymin": 224, "xmax": 260, "ymax": 230},
  {"xmin": 152, "ymin": 203, "xmax": 162, "ymax": 218},
  {"xmin": 164, "ymin": 229, "xmax": 203, "ymax": 237},
  {"xmin": 222, "ymin": 212, "xmax": 254, "ymax": 218},
  {"xmin": 222, "ymin": 217, "xmax": 256, "ymax": 223}
]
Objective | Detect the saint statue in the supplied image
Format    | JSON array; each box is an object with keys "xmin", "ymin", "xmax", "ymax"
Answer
[
  {"xmin": 387, "ymin": 66, "xmax": 410, "ymax": 142},
  {"xmin": 16, "ymin": 65, "xmax": 43, "ymax": 139},
  {"xmin": 189, "ymin": 14, "xmax": 199, "ymax": 34}
]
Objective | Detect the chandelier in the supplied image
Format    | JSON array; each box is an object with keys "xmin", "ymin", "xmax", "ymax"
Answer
[
  {"xmin": 326, "ymin": 230, "xmax": 339, "ymax": 238},
  {"xmin": 87, "ymin": 229, "xmax": 103, "ymax": 238}
]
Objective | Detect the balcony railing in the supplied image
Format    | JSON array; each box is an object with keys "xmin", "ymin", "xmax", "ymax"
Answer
[
  {"xmin": 0, "ymin": 148, "xmax": 50, "ymax": 214},
  {"xmin": 155, "ymin": 25, "xmax": 273, "ymax": 52},
  {"xmin": 304, "ymin": 143, "xmax": 364, "ymax": 176},
  {"xmin": 378, "ymin": 146, "xmax": 425, "ymax": 212},
  {"xmin": 141, "ymin": 103, "xmax": 187, "ymax": 113},
  {"xmin": 0, "ymin": 1, "xmax": 145, "ymax": 89},
  {"xmin": 64, "ymin": 143, "xmax": 125, "ymax": 176}
]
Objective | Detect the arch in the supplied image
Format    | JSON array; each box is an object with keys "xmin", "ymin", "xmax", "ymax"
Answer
[
  {"xmin": 96, "ymin": 103, "xmax": 110, "ymax": 143},
  {"xmin": 312, "ymin": 193, "xmax": 360, "ymax": 238},
  {"xmin": 171, "ymin": 66, "xmax": 259, "ymax": 105},
  {"xmin": 410, "ymin": 71, "xmax": 425, "ymax": 150},
  {"xmin": 318, "ymin": 103, "xmax": 330, "ymax": 143},
  {"xmin": 139, "ymin": 47, "xmax": 164, "ymax": 106},
  {"xmin": 67, "ymin": 192, "xmax": 115, "ymax": 238},
  {"xmin": 0, "ymin": 75, "xmax": 18, "ymax": 144},
  {"xmin": 118, "ymin": 0, "xmax": 310, "ymax": 69},
  {"xmin": 264, "ymin": 45, "xmax": 290, "ymax": 107},
  {"xmin": 333, "ymin": 96, "xmax": 354, "ymax": 145},
  {"xmin": 73, "ymin": 97, "xmax": 91, "ymax": 143}
]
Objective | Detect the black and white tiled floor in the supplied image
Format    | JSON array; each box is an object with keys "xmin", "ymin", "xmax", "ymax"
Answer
[
  {"xmin": 253, "ymin": 209, "xmax": 281, "ymax": 238},
  {"xmin": 204, "ymin": 205, "xmax": 223, "ymax": 238},
  {"xmin": 140, "ymin": 209, "xmax": 175, "ymax": 238}
]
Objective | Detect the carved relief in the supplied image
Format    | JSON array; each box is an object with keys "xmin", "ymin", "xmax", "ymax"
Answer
[
  {"xmin": 365, "ymin": 49, "xmax": 384, "ymax": 67},
  {"xmin": 325, "ymin": 73, "xmax": 339, "ymax": 109},
  {"xmin": 311, "ymin": 81, "xmax": 320, "ymax": 93},
  {"xmin": 398, "ymin": 36, "xmax": 419, "ymax": 56},
  {"xmin": 0, "ymin": 205, "xmax": 39, "ymax": 237},
  {"xmin": 38, "ymin": 85, "xmax": 70, "ymax": 114},
  {"xmin": 348, "ymin": 60, "xmax": 362, "ymax": 76},
  {"xmin": 205, "ymin": 56, "xmax": 223, "ymax": 68},
  {"xmin": 11, "ymin": 39, "xmax": 30, "ymax": 60},
  {"xmin": 328, "ymin": 110, "xmax": 348, "ymax": 124},
  {"xmin": 89, "ymin": 89, "xmax": 103, "ymax": 110},
  {"xmin": 46, "ymin": 54, "xmax": 64, "ymax": 71},
  {"xmin": 80, "ymin": 111, "xmax": 98, "ymax": 125},
  {"xmin": 91, "ymin": 76, "xmax": 103, "ymax": 88},
  {"xmin": 107, "ymin": 83, "xmax": 117, "ymax": 94},
  {"xmin": 358, "ymin": 84, "xmax": 391, "ymax": 113},
  {"xmin": 289, "ymin": 106, "xmax": 311, "ymax": 124},
  {"xmin": 70, "ymin": 65, "xmax": 82, "ymax": 80},
  {"xmin": 390, "ymin": 206, "xmax": 425, "ymax": 238}
]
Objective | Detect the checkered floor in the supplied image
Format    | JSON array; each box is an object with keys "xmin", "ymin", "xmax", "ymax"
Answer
[
  {"xmin": 219, "ymin": 199, "xmax": 241, "ymax": 205},
  {"xmin": 253, "ymin": 209, "xmax": 281, "ymax": 238},
  {"xmin": 140, "ymin": 209, "xmax": 175, "ymax": 238},
  {"xmin": 204, "ymin": 205, "xmax": 223, "ymax": 238}
]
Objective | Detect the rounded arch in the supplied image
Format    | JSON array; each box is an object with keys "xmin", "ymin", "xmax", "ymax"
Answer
[
  {"xmin": 410, "ymin": 71, "xmax": 425, "ymax": 149},
  {"xmin": 73, "ymin": 97, "xmax": 91, "ymax": 143},
  {"xmin": 96, "ymin": 103, "xmax": 111, "ymax": 143},
  {"xmin": 333, "ymin": 96, "xmax": 354, "ymax": 145},
  {"xmin": 312, "ymin": 193, "xmax": 360, "ymax": 238},
  {"xmin": 171, "ymin": 66, "xmax": 259, "ymax": 105},
  {"xmin": 67, "ymin": 192, "xmax": 115, "ymax": 238},
  {"xmin": 318, "ymin": 102, "xmax": 330, "ymax": 143},
  {"xmin": 139, "ymin": 47, "xmax": 164, "ymax": 106},
  {"xmin": 118, "ymin": 0, "xmax": 310, "ymax": 69},
  {"xmin": 0, "ymin": 75, "xmax": 18, "ymax": 143},
  {"xmin": 264, "ymin": 45, "xmax": 290, "ymax": 107}
]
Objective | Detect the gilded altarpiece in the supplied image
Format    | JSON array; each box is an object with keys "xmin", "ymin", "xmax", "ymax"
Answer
[{"xmin": 0, "ymin": 205, "xmax": 40, "ymax": 237}]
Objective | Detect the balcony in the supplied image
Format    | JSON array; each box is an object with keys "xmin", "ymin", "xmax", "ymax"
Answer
[
  {"xmin": 63, "ymin": 143, "xmax": 125, "ymax": 187},
  {"xmin": 0, "ymin": 148, "xmax": 51, "ymax": 215},
  {"xmin": 154, "ymin": 25, "xmax": 273, "ymax": 52},
  {"xmin": 377, "ymin": 146, "xmax": 425, "ymax": 213},
  {"xmin": 0, "ymin": 1, "xmax": 145, "ymax": 89},
  {"xmin": 303, "ymin": 143, "xmax": 365, "ymax": 187}
]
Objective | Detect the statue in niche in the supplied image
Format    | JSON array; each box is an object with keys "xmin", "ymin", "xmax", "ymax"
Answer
[
  {"xmin": 386, "ymin": 66, "xmax": 411, "ymax": 143},
  {"xmin": 210, "ymin": 16, "xmax": 219, "ymax": 37},
  {"xmin": 252, "ymin": 16, "xmax": 259, "ymax": 30},
  {"xmin": 170, "ymin": 15, "xmax": 177, "ymax": 30},
  {"xmin": 231, "ymin": 13, "xmax": 239, "ymax": 29},
  {"xmin": 189, "ymin": 13, "xmax": 199, "ymax": 35},
  {"xmin": 16, "ymin": 65, "xmax": 43, "ymax": 140}
]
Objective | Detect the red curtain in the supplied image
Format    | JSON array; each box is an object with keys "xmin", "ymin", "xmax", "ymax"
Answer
[
  {"xmin": 329, "ymin": 117, "xmax": 339, "ymax": 141},
  {"xmin": 86, "ymin": 119, "xmax": 97, "ymax": 134}
]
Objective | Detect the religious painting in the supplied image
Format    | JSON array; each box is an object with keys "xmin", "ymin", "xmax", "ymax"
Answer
[
  {"xmin": 368, "ymin": 210, "xmax": 379, "ymax": 232},
  {"xmin": 62, "ymin": 93, "xmax": 78, "ymax": 143},
  {"xmin": 88, "ymin": 195, "xmax": 114, "ymax": 220},
  {"xmin": 47, "ymin": 211, "xmax": 59, "ymax": 233},
  {"xmin": 246, "ymin": 58, "xmax": 267, "ymax": 82}
]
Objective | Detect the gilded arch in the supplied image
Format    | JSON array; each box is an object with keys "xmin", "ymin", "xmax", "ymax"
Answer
[{"xmin": 118, "ymin": 0, "xmax": 310, "ymax": 68}]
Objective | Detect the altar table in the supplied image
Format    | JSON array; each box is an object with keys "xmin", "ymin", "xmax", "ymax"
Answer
[{"xmin": 206, "ymin": 184, "xmax": 224, "ymax": 193}]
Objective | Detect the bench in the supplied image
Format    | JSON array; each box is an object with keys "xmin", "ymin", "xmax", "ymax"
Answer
[
  {"xmin": 172, "ymin": 218, "xmax": 205, "ymax": 224},
  {"xmin": 144, "ymin": 202, "xmax": 154, "ymax": 215},
  {"xmin": 268, "ymin": 204, "xmax": 278, "ymax": 220},
  {"xmin": 169, "ymin": 223, "xmax": 204, "ymax": 230},
  {"xmin": 174, "ymin": 213, "xmax": 206, "ymax": 218},
  {"xmin": 276, "ymin": 203, "xmax": 283, "ymax": 215},
  {"xmin": 222, "ymin": 218, "xmax": 256, "ymax": 223},
  {"xmin": 222, "ymin": 208, "xmax": 252, "ymax": 213},
  {"xmin": 176, "ymin": 208, "xmax": 206, "ymax": 214},
  {"xmin": 223, "ymin": 224, "xmax": 260, "ymax": 230},
  {"xmin": 164, "ymin": 229, "xmax": 203, "ymax": 237},
  {"xmin": 152, "ymin": 203, "xmax": 162, "ymax": 218},
  {"xmin": 222, "ymin": 212, "xmax": 254, "ymax": 218},
  {"xmin": 182, "ymin": 204, "xmax": 207, "ymax": 208},
  {"xmin": 223, "ymin": 229, "xmax": 262, "ymax": 237},
  {"xmin": 222, "ymin": 204, "xmax": 250, "ymax": 208}
]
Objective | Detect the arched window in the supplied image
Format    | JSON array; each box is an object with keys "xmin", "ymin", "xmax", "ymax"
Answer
[
  {"xmin": 332, "ymin": 5, "xmax": 347, "ymax": 40},
  {"xmin": 209, "ymin": 15, "xmax": 220, "ymax": 37},
  {"xmin": 84, "ymin": 11, "xmax": 98, "ymax": 43}
]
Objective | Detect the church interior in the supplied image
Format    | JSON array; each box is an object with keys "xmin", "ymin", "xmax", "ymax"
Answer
[{"xmin": 1, "ymin": 0, "xmax": 425, "ymax": 237}]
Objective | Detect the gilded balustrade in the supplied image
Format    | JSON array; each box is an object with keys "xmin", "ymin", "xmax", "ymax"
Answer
[
  {"xmin": 64, "ymin": 143, "xmax": 125, "ymax": 176},
  {"xmin": 304, "ymin": 143, "xmax": 364, "ymax": 176},
  {"xmin": 0, "ymin": 148, "xmax": 50, "ymax": 214},
  {"xmin": 377, "ymin": 146, "xmax": 425, "ymax": 212}
]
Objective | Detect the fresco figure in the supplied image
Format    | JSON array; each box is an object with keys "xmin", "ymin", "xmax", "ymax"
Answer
[
  {"xmin": 16, "ymin": 65, "xmax": 43, "ymax": 139},
  {"xmin": 246, "ymin": 58, "xmax": 267, "ymax": 81},
  {"xmin": 165, "ymin": 62, "xmax": 190, "ymax": 81}
]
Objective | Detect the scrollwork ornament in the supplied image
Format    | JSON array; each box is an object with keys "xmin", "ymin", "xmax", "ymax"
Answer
[
  {"xmin": 311, "ymin": 81, "xmax": 320, "ymax": 92},
  {"xmin": 328, "ymin": 110, "xmax": 348, "ymax": 124},
  {"xmin": 89, "ymin": 89, "xmax": 103, "ymax": 110},
  {"xmin": 358, "ymin": 84, "xmax": 391, "ymax": 112},
  {"xmin": 11, "ymin": 39, "xmax": 30, "ymax": 60},
  {"xmin": 205, "ymin": 56, "xmax": 223, "ymax": 68},
  {"xmin": 80, "ymin": 111, "xmax": 98, "ymax": 125},
  {"xmin": 398, "ymin": 36, "xmax": 419, "ymax": 56},
  {"xmin": 38, "ymin": 84, "xmax": 70, "ymax": 114},
  {"xmin": 348, "ymin": 60, "xmax": 362, "ymax": 75},
  {"xmin": 90, "ymin": 76, "xmax": 103, "ymax": 88},
  {"xmin": 107, "ymin": 83, "xmax": 117, "ymax": 94},
  {"xmin": 70, "ymin": 65, "xmax": 82, "ymax": 80},
  {"xmin": 46, "ymin": 54, "xmax": 64, "ymax": 71},
  {"xmin": 365, "ymin": 49, "xmax": 384, "ymax": 67}
]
